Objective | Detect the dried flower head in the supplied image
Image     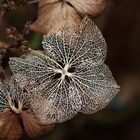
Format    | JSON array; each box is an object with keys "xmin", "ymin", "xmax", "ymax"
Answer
[
  {"xmin": 0, "ymin": 76, "xmax": 55, "ymax": 140},
  {"xmin": 30, "ymin": 0, "xmax": 106, "ymax": 34},
  {"xmin": 0, "ymin": 77, "xmax": 26, "ymax": 140},
  {"xmin": 9, "ymin": 16, "xmax": 120, "ymax": 124},
  {"xmin": 0, "ymin": 0, "xmax": 16, "ymax": 14},
  {"xmin": 6, "ymin": 21, "xmax": 31, "ymax": 44},
  {"xmin": 6, "ymin": 21, "xmax": 32, "ymax": 55}
]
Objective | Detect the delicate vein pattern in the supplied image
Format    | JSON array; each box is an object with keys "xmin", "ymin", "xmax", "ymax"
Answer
[
  {"xmin": 0, "ymin": 76, "xmax": 30, "ymax": 113},
  {"xmin": 9, "ymin": 16, "xmax": 120, "ymax": 124},
  {"xmin": 0, "ymin": 81, "xmax": 9, "ymax": 112},
  {"xmin": 43, "ymin": 16, "xmax": 107, "ymax": 67},
  {"xmin": 30, "ymin": 80, "xmax": 82, "ymax": 124}
]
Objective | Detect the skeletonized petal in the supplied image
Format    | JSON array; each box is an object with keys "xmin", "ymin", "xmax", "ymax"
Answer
[
  {"xmin": 9, "ymin": 16, "xmax": 119, "ymax": 124},
  {"xmin": 9, "ymin": 52, "xmax": 61, "ymax": 91},
  {"xmin": 0, "ymin": 82, "xmax": 10, "ymax": 112},
  {"xmin": 42, "ymin": 16, "xmax": 107, "ymax": 67},
  {"xmin": 31, "ymin": 79, "xmax": 82, "ymax": 124},
  {"xmin": 71, "ymin": 64, "xmax": 120, "ymax": 114}
]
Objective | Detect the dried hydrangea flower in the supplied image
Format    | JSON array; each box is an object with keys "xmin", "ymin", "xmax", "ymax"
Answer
[
  {"xmin": 30, "ymin": 0, "xmax": 106, "ymax": 34},
  {"xmin": 9, "ymin": 16, "xmax": 120, "ymax": 124},
  {"xmin": 0, "ymin": 76, "xmax": 55, "ymax": 140},
  {"xmin": 6, "ymin": 21, "xmax": 31, "ymax": 54}
]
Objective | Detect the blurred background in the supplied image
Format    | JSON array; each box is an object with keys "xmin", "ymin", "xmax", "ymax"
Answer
[{"xmin": 1, "ymin": 0, "xmax": 140, "ymax": 140}]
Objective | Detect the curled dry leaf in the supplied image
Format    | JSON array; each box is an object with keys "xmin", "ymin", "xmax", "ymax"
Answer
[
  {"xmin": 30, "ymin": 0, "xmax": 106, "ymax": 34},
  {"xmin": 0, "ymin": 77, "xmax": 55, "ymax": 140},
  {"xmin": 10, "ymin": 16, "xmax": 120, "ymax": 124}
]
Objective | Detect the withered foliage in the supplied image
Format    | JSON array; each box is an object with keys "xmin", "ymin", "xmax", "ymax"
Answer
[
  {"xmin": 0, "ymin": 76, "xmax": 54, "ymax": 140},
  {"xmin": 31, "ymin": 0, "xmax": 106, "ymax": 34}
]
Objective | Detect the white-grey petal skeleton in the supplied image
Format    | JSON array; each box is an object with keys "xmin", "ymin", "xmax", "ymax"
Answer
[
  {"xmin": 9, "ymin": 16, "xmax": 120, "ymax": 124},
  {"xmin": 0, "ymin": 76, "xmax": 30, "ymax": 114}
]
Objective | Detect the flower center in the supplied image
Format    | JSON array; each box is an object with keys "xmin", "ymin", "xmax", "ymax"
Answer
[
  {"xmin": 54, "ymin": 64, "xmax": 75, "ymax": 82},
  {"xmin": 10, "ymin": 100, "xmax": 23, "ymax": 114},
  {"xmin": 7, "ymin": 95, "xmax": 23, "ymax": 114},
  {"xmin": 62, "ymin": 65, "xmax": 69, "ymax": 75}
]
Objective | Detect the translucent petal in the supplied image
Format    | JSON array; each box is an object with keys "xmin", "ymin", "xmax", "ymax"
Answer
[
  {"xmin": 70, "ymin": 64, "xmax": 120, "ymax": 114},
  {"xmin": 9, "ymin": 16, "xmax": 119, "ymax": 123},
  {"xmin": 31, "ymin": 78, "xmax": 82, "ymax": 124},
  {"xmin": 9, "ymin": 52, "xmax": 62, "ymax": 91},
  {"xmin": 0, "ymin": 82, "xmax": 9, "ymax": 112},
  {"xmin": 7, "ymin": 76, "xmax": 31, "ymax": 109},
  {"xmin": 42, "ymin": 16, "xmax": 107, "ymax": 67},
  {"xmin": 0, "ymin": 77, "xmax": 31, "ymax": 113}
]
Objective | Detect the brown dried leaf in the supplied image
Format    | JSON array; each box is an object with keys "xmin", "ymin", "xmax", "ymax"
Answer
[
  {"xmin": 0, "ymin": 112, "xmax": 23, "ymax": 140},
  {"xmin": 67, "ymin": 0, "xmax": 106, "ymax": 17},
  {"xmin": 21, "ymin": 109, "xmax": 55, "ymax": 138},
  {"xmin": 30, "ymin": 0, "xmax": 106, "ymax": 34},
  {"xmin": 30, "ymin": 1, "xmax": 81, "ymax": 34},
  {"xmin": 0, "ymin": 78, "xmax": 55, "ymax": 139}
]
